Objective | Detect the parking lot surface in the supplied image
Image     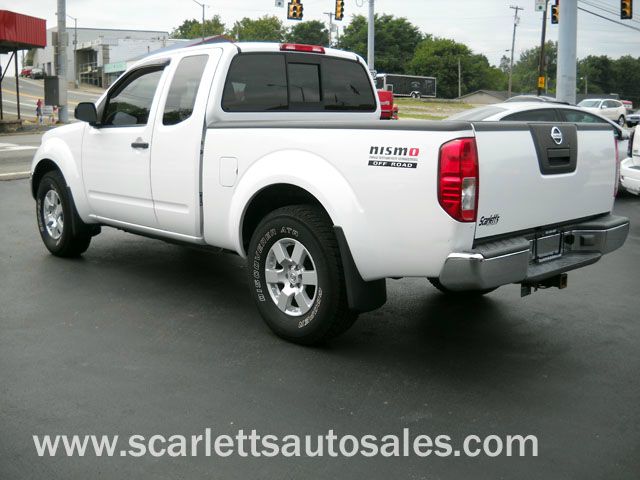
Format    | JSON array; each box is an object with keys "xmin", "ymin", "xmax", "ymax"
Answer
[{"xmin": 1, "ymin": 178, "xmax": 639, "ymax": 479}]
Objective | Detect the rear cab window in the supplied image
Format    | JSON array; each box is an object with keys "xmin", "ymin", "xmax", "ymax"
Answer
[
  {"xmin": 502, "ymin": 109, "xmax": 560, "ymax": 122},
  {"xmin": 221, "ymin": 52, "xmax": 376, "ymax": 113}
]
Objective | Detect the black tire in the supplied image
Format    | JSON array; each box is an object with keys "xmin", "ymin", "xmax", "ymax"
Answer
[
  {"xmin": 247, "ymin": 205, "xmax": 357, "ymax": 345},
  {"xmin": 428, "ymin": 277, "xmax": 498, "ymax": 296},
  {"xmin": 618, "ymin": 116, "xmax": 626, "ymax": 127},
  {"xmin": 36, "ymin": 170, "xmax": 92, "ymax": 257}
]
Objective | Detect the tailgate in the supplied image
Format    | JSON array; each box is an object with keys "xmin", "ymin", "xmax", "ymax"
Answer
[{"xmin": 472, "ymin": 122, "xmax": 616, "ymax": 239}]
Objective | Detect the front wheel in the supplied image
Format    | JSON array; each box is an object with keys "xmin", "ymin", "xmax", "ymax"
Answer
[
  {"xmin": 428, "ymin": 277, "xmax": 498, "ymax": 296},
  {"xmin": 36, "ymin": 170, "xmax": 93, "ymax": 257},
  {"xmin": 247, "ymin": 205, "xmax": 357, "ymax": 345},
  {"xmin": 618, "ymin": 115, "xmax": 626, "ymax": 127}
]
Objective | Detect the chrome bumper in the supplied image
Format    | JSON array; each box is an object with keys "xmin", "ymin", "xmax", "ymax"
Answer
[{"xmin": 439, "ymin": 214, "xmax": 630, "ymax": 291}]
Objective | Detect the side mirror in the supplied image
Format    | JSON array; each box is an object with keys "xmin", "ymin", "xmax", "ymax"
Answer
[
  {"xmin": 75, "ymin": 102, "xmax": 98, "ymax": 125},
  {"xmin": 619, "ymin": 130, "xmax": 630, "ymax": 141},
  {"xmin": 600, "ymin": 105, "xmax": 607, "ymax": 109}
]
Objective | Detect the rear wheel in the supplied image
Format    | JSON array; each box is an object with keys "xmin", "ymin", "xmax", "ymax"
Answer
[
  {"xmin": 618, "ymin": 115, "xmax": 626, "ymax": 127},
  {"xmin": 247, "ymin": 205, "xmax": 357, "ymax": 345},
  {"xmin": 428, "ymin": 277, "xmax": 498, "ymax": 296},
  {"xmin": 36, "ymin": 170, "xmax": 93, "ymax": 257}
]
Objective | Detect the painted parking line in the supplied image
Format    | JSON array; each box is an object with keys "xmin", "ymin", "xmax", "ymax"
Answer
[
  {"xmin": 0, "ymin": 143, "xmax": 38, "ymax": 152},
  {"xmin": 0, "ymin": 171, "xmax": 30, "ymax": 180}
]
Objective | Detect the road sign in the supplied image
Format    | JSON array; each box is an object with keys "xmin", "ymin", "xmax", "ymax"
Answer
[{"xmin": 538, "ymin": 76, "xmax": 546, "ymax": 89}]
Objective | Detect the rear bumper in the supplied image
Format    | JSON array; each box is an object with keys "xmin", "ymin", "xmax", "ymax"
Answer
[{"xmin": 439, "ymin": 214, "xmax": 630, "ymax": 291}]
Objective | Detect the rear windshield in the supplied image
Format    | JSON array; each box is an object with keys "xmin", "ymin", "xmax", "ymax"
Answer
[
  {"xmin": 578, "ymin": 100, "xmax": 601, "ymax": 108},
  {"xmin": 448, "ymin": 106, "xmax": 507, "ymax": 121},
  {"xmin": 222, "ymin": 53, "xmax": 376, "ymax": 113}
]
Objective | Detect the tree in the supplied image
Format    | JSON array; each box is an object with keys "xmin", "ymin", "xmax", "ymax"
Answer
[
  {"xmin": 510, "ymin": 41, "xmax": 557, "ymax": 94},
  {"xmin": 286, "ymin": 20, "xmax": 329, "ymax": 46},
  {"xmin": 170, "ymin": 15, "xmax": 225, "ymax": 39},
  {"xmin": 338, "ymin": 14, "xmax": 423, "ymax": 74},
  {"xmin": 409, "ymin": 37, "xmax": 505, "ymax": 98},
  {"xmin": 228, "ymin": 15, "xmax": 288, "ymax": 42}
]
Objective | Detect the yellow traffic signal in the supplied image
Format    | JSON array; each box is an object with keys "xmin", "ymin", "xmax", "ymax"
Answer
[
  {"xmin": 287, "ymin": 1, "xmax": 303, "ymax": 20},
  {"xmin": 335, "ymin": 0, "xmax": 345, "ymax": 21},
  {"xmin": 621, "ymin": 0, "xmax": 633, "ymax": 19},
  {"xmin": 551, "ymin": 3, "xmax": 559, "ymax": 24}
]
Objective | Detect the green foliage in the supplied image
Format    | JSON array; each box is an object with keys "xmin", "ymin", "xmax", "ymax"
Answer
[
  {"xmin": 578, "ymin": 55, "xmax": 640, "ymax": 105},
  {"xmin": 166, "ymin": 14, "xmax": 639, "ymax": 103},
  {"xmin": 509, "ymin": 41, "xmax": 557, "ymax": 93},
  {"xmin": 338, "ymin": 14, "xmax": 423, "ymax": 74},
  {"xmin": 409, "ymin": 37, "xmax": 504, "ymax": 98},
  {"xmin": 286, "ymin": 20, "xmax": 330, "ymax": 46},
  {"xmin": 229, "ymin": 15, "xmax": 288, "ymax": 42},
  {"xmin": 170, "ymin": 15, "xmax": 225, "ymax": 39}
]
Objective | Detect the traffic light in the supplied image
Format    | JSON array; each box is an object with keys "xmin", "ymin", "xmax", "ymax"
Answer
[
  {"xmin": 287, "ymin": 1, "xmax": 303, "ymax": 20},
  {"xmin": 621, "ymin": 0, "xmax": 633, "ymax": 19},
  {"xmin": 551, "ymin": 3, "xmax": 559, "ymax": 24},
  {"xmin": 335, "ymin": 0, "xmax": 345, "ymax": 21}
]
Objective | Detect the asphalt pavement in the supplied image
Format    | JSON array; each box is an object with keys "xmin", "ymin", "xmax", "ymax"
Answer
[
  {"xmin": 1, "ymin": 179, "xmax": 639, "ymax": 480},
  {"xmin": 1, "ymin": 77, "xmax": 102, "ymax": 120},
  {"xmin": 0, "ymin": 132, "xmax": 43, "ymax": 178}
]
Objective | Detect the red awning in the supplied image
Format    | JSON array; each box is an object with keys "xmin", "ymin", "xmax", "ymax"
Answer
[{"xmin": 0, "ymin": 10, "xmax": 46, "ymax": 53}]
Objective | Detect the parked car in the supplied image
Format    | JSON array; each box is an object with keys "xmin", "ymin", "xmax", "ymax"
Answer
[
  {"xmin": 20, "ymin": 67, "xmax": 33, "ymax": 77},
  {"xmin": 450, "ymin": 101, "xmax": 630, "ymax": 163},
  {"xmin": 377, "ymin": 89, "xmax": 398, "ymax": 120},
  {"xmin": 620, "ymin": 126, "xmax": 640, "ymax": 195},
  {"xmin": 626, "ymin": 110, "xmax": 640, "ymax": 128},
  {"xmin": 30, "ymin": 42, "xmax": 629, "ymax": 345},
  {"xmin": 30, "ymin": 68, "xmax": 44, "ymax": 79},
  {"xmin": 577, "ymin": 98, "xmax": 627, "ymax": 126}
]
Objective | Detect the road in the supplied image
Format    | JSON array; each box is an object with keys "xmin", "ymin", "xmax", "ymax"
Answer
[
  {"xmin": 0, "ymin": 133, "xmax": 42, "ymax": 178},
  {"xmin": 1, "ymin": 77, "xmax": 102, "ymax": 120},
  {"xmin": 1, "ymin": 177, "xmax": 639, "ymax": 479}
]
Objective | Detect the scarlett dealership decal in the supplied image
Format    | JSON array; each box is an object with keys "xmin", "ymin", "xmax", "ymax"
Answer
[{"xmin": 368, "ymin": 146, "xmax": 420, "ymax": 169}]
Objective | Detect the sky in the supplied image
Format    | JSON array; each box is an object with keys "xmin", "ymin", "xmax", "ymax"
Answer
[{"xmin": 2, "ymin": 0, "xmax": 639, "ymax": 72}]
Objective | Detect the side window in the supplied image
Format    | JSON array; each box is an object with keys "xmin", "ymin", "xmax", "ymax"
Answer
[
  {"xmin": 103, "ymin": 68, "xmax": 164, "ymax": 126},
  {"xmin": 163, "ymin": 55, "xmax": 208, "ymax": 125},
  {"xmin": 560, "ymin": 110, "xmax": 608, "ymax": 124},
  {"xmin": 502, "ymin": 109, "xmax": 559, "ymax": 122},
  {"xmin": 288, "ymin": 63, "xmax": 321, "ymax": 105},
  {"xmin": 322, "ymin": 58, "xmax": 376, "ymax": 111},
  {"xmin": 221, "ymin": 54, "xmax": 287, "ymax": 112}
]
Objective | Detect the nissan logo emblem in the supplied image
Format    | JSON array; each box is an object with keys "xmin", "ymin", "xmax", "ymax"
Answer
[{"xmin": 551, "ymin": 127, "xmax": 564, "ymax": 145}]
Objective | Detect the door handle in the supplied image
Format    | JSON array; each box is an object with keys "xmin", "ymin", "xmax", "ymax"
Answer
[{"xmin": 131, "ymin": 141, "xmax": 149, "ymax": 149}]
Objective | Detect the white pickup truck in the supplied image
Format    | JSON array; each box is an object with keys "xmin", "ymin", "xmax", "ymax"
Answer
[{"xmin": 31, "ymin": 42, "xmax": 630, "ymax": 344}]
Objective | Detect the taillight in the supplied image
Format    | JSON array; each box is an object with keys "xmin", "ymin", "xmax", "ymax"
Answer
[
  {"xmin": 614, "ymin": 137, "xmax": 620, "ymax": 197},
  {"xmin": 280, "ymin": 43, "xmax": 325, "ymax": 54},
  {"xmin": 438, "ymin": 138, "xmax": 479, "ymax": 222}
]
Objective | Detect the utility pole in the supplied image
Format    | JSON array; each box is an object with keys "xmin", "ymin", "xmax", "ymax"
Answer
[
  {"xmin": 507, "ymin": 5, "xmax": 523, "ymax": 99},
  {"xmin": 537, "ymin": 0, "xmax": 549, "ymax": 96},
  {"xmin": 458, "ymin": 58, "xmax": 462, "ymax": 98},
  {"xmin": 67, "ymin": 14, "xmax": 78, "ymax": 89},
  {"xmin": 56, "ymin": 0, "xmax": 68, "ymax": 123},
  {"xmin": 323, "ymin": 12, "xmax": 334, "ymax": 46},
  {"xmin": 367, "ymin": 0, "xmax": 375, "ymax": 76},
  {"xmin": 191, "ymin": 0, "xmax": 207, "ymax": 44},
  {"xmin": 556, "ymin": 0, "xmax": 578, "ymax": 104}
]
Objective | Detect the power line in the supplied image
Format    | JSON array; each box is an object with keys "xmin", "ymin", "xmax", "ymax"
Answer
[
  {"xmin": 577, "ymin": 6, "xmax": 640, "ymax": 32},
  {"xmin": 578, "ymin": 0, "xmax": 640, "ymax": 25}
]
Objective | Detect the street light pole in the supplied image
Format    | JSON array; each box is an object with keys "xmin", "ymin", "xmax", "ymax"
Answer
[
  {"xmin": 367, "ymin": 0, "xmax": 375, "ymax": 76},
  {"xmin": 323, "ymin": 12, "xmax": 334, "ymax": 46},
  {"xmin": 56, "ymin": 0, "xmax": 68, "ymax": 123},
  {"xmin": 507, "ymin": 5, "xmax": 523, "ymax": 99},
  {"xmin": 191, "ymin": 0, "xmax": 207, "ymax": 43},
  {"xmin": 67, "ymin": 14, "xmax": 78, "ymax": 89}
]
